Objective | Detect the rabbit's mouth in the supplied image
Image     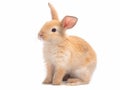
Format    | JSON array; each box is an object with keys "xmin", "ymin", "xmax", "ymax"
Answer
[
  {"xmin": 38, "ymin": 34, "xmax": 44, "ymax": 40},
  {"xmin": 38, "ymin": 34, "xmax": 49, "ymax": 41}
]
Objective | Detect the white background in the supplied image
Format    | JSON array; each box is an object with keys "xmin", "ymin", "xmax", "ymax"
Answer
[{"xmin": 0, "ymin": 0, "xmax": 120, "ymax": 90}]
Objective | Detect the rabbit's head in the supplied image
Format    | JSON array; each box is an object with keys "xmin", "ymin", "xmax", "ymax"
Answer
[{"xmin": 38, "ymin": 3, "xmax": 78, "ymax": 43}]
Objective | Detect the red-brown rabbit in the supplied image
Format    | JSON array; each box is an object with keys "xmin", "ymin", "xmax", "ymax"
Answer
[{"xmin": 38, "ymin": 3, "xmax": 97, "ymax": 85}]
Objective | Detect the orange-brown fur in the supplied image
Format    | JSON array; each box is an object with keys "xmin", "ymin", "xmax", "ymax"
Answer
[{"xmin": 38, "ymin": 3, "xmax": 97, "ymax": 85}]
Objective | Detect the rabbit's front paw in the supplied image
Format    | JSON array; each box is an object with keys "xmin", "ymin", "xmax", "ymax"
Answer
[
  {"xmin": 43, "ymin": 79, "xmax": 52, "ymax": 84},
  {"xmin": 52, "ymin": 79, "xmax": 61, "ymax": 85}
]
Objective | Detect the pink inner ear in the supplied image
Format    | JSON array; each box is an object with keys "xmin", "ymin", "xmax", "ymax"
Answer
[
  {"xmin": 63, "ymin": 21, "xmax": 68, "ymax": 28},
  {"xmin": 62, "ymin": 16, "xmax": 78, "ymax": 29}
]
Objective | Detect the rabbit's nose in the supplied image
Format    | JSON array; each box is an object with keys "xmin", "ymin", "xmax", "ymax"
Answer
[
  {"xmin": 40, "ymin": 32, "xmax": 44, "ymax": 37},
  {"xmin": 38, "ymin": 32, "xmax": 44, "ymax": 40}
]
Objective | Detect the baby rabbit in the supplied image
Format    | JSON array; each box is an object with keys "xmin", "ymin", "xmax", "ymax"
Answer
[{"xmin": 38, "ymin": 3, "xmax": 97, "ymax": 85}]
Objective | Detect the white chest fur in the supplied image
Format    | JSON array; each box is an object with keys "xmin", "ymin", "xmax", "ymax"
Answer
[{"xmin": 43, "ymin": 42, "xmax": 71, "ymax": 67}]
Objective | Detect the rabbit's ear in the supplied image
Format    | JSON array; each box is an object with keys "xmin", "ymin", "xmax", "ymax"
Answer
[
  {"xmin": 61, "ymin": 16, "xmax": 78, "ymax": 29},
  {"xmin": 48, "ymin": 3, "xmax": 59, "ymax": 20}
]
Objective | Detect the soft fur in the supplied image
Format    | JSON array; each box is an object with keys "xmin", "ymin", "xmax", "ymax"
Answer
[{"xmin": 38, "ymin": 3, "xmax": 96, "ymax": 85}]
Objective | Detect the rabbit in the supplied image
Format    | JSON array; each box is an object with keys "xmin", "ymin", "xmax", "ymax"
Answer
[{"xmin": 38, "ymin": 3, "xmax": 97, "ymax": 85}]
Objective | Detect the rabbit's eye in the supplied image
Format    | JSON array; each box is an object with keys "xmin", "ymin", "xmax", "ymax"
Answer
[{"xmin": 51, "ymin": 28, "xmax": 56, "ymax": 32}]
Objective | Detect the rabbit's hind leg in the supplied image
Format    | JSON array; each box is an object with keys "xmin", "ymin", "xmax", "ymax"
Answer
[{"xmin": 66, "ymin": 77, "xmax": 90, "ymax": 86}]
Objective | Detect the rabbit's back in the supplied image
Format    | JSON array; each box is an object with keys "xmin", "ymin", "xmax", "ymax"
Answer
[{"xmin": 67, "ymin": 36, "xmax": 96, "ymax": 67}]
